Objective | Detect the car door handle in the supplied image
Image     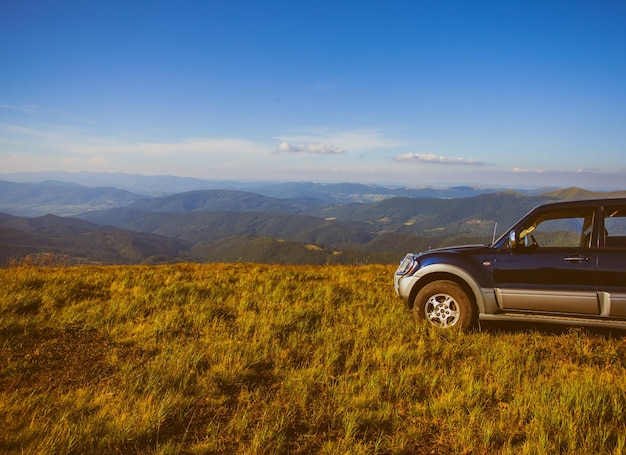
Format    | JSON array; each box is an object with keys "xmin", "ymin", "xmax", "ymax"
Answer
[{"xmin": 563, "ymin": 255, "xmax": 589, "ymax": 263}]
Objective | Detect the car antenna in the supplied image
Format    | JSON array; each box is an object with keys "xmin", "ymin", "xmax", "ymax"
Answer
[{"xmin": 491, "ymin": 222, "xmax": 498, "ymax": 245}]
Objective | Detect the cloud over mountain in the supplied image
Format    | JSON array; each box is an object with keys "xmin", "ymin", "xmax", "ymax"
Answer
[
  {"xmin": 276, "ymin": 142, "xmax": 345, "ymax": 154},
  {"xmin": 395, "ymin": 153, "xmax": 490, "ymax": 166}
]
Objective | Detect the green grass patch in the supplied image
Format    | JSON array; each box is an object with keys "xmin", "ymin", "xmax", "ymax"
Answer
[{"xmin": 1, "ymin": 263, "xmax": 625, "ymax": 454}]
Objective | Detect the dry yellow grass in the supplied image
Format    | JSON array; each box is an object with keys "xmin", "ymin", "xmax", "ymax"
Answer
[{"xmin": 1, "ymin": 262, "xmax": 625, "ymax": 454}]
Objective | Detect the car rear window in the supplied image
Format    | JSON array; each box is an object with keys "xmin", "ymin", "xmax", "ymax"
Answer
[{"xmin": 604, "ymin": 206, "xmax": 626, "ymax": 248}]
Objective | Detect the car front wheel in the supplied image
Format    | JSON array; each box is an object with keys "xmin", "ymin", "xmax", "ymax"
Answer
[{"xmin": 413, "ymin": 280, "xmax": 476, "ymax": 330}]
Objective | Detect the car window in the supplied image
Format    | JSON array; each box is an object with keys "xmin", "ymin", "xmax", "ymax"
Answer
[
  {"xmin": 519, "ymin": 209, "xmax": 594, "ymax": 248},
  {"xmin": 604, "ymin": 206, "xmax": 626, "ymax": 248}
]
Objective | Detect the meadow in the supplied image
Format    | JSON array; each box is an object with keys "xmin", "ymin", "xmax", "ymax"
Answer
[{"xmin": 1, "ymin": 262, "xmax": 625, "ymax": 454}]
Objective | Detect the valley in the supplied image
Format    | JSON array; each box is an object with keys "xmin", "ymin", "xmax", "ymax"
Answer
[{"xmin": 2, "ymin": 173, "xmax": 625, "ymax": 265}]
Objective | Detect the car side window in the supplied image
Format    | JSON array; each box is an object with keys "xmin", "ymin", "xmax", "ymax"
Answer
[
  {"xmin": 604, "ymin": 206, "xmax": 626, "ymax": 248},
  {"xmin": 519, "ymin": 209, "xmax": 594, "ymax": 249}
]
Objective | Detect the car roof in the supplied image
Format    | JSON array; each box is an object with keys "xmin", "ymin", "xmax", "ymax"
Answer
[{"xmin": 533, "ymin": 197, "xmax": 626, "ymax": 211}]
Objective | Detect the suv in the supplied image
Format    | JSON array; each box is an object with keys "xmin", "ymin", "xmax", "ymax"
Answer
[{"xmin": 394, "ymin": 198, "xmax": 626, "ymax": 331}]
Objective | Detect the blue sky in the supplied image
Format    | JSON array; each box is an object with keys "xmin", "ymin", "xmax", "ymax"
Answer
[{"xmin": 1, "ymin": 1, "xmax": 625, "ymax": 189}]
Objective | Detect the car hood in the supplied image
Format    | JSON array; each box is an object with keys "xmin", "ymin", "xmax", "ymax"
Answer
[{"xmin": 414, "ymin": 244, "xmax": 492, "ymax": 257}]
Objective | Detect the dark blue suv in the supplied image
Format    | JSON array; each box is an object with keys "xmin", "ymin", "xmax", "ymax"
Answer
[{"xmin": 394, "ymin": 198, "xmax": 626, "ymax": 331}]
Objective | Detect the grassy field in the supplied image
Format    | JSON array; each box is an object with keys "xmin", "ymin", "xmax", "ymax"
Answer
[{"xmin": 1, "ymin": 262, "xmax": 625, "ymax": 454}]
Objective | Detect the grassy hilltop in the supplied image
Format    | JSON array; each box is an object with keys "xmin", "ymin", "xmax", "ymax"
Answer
[{"xmin": 1, "ymin": 263, "xmax": 626, "ymax": 454}]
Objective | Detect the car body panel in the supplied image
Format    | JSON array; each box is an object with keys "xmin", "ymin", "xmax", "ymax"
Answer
[
  {"xmin": 597, "ymin": 250, "xmax": 626, "ymax": 317},
  {"xmin": 493, "ymin": 247, "xmax": 599, "ymax": 314}
]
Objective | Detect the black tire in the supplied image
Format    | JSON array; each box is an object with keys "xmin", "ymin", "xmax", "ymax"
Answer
[{"xmin": 413, "ymin": 280, "xmax": 476, "ymax": 331}]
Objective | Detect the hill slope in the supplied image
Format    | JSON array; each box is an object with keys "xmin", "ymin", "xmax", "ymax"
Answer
[
  {"xmin": 0, "ymin": 213, "xmax": 189, "ymax": 264},
  {"xmin": 3, "ymin": 185, "xmax": 625, "ymax": 265},
  {"xmin": 125, "ymin": 189, "xmax": 322, "ymax": 213},
  {"xmin": 77, "ymin": 209, "xmax": 375, "ymax": 245},
  {"xmin": 0, "ymin": 180, "xmax": 142, "ymax": 217}
]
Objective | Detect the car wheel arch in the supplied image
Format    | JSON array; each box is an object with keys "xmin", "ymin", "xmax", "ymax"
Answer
[{"xmin": 407, "ymin": 268, "xmax": 484, "ymax": 315}]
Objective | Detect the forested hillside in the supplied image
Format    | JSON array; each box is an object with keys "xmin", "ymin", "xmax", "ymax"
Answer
[{"xmin": 2, "ymin": 178, "xmax": 625, "ymax": 265}]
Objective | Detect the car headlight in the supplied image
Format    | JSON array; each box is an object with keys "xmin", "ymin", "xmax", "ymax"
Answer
[{"xmin": 396, "ymin": 255, "xmax": 419, "ymax": 276}]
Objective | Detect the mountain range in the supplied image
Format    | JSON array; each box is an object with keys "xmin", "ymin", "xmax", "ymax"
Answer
[{"xmin": 2, "ymin": 172, "xmax": 625, "ymax": 265}]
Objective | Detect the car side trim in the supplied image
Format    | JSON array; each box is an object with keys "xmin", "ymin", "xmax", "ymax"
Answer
[
  {"xmin": 599, "ymin": 291, "xmax": 626, "ymax": 317},
  {"xmin": 495, "ymin": 288, "xmax": 599, "ymax": 315}
]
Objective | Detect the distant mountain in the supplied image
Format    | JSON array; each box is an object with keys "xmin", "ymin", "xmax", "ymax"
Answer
[
  {"xmin": 77, "ymin": 209, "xmax": 375, "ymax": 245},
  {"xmin": 0, "ymin": 171, "xmax": 245, "ymax": 195},
  {"xmin": 0, "ymin": 213, "xmax": 189, "ymax": 264},
  {"xmin": 542, "ymin": 187, "xmax": 626, "ymax": 201},
  {"xmin": 240, "ymin": 182, "xmax": 510, "ymax": 203},
  {"xmin": 125, "ymin": 190, "xmax": 324, "ymax": 214},
  {"xmin": 309, "ymin": 192, "xmax": 555, "ymax": 238},
  {"xmin": 1, "ymin": 171, "xmax": 545, "ymax": 203},
  {"xmin": 77, "ymin": 190, "xmax": 623, "ymax": 253},
  {"xmin": 0, "ymin": 180, "xmax": 142, "ymax": 217},
  {"xmin": 0, "ymin": 212, "xmax": 99, "ymax": 237},
  {"xmin": 2, "ymin": 174, "xmax": 625, "ymax": 266},
  {"xmin": 75, "ymin": 191, "xmax": 552, "ymax": 260},
  {"xmin": 0, "ymin": 212, "xmax": 392, "ymax": 265}
]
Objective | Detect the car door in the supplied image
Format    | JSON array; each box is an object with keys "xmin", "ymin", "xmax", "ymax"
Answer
[
  {"xmin": 596, "ymin": 203, "xmax": 626, "ymax": 317},
  {"xmin": 493, "ymin": 207, "xmax": 599, "ymax": 315}
]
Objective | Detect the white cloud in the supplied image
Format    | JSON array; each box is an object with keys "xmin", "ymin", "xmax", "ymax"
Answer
[
  {"xmin": 276, "ymin": 141, "xmax": 344, "ymax": 154},
  {"xmin": 576, "ymin": 167, "xmax": 601, "ymax": 173},
  {"xmin": 396, "ymin": 153, "xmax": 490, "ymax": 166},
  {"xmin": 513, "ymin": 166, "xmax": 604, "ymax": 175},
  {"xmin": 512, "ymin": 166, "xmax": 547, "ymax": 173},
  {"xmin": 277, "ymin": 128, "xmax": 402, "ymax": 153}
]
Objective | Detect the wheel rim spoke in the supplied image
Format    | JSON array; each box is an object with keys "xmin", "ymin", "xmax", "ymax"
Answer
[{"xmin": 425, "ymin": 294, "xmax": 460, "ymax": 327}]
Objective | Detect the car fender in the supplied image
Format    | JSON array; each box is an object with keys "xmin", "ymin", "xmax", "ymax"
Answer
[{"xmin": 399, "ymin": 263, "xmax": 494, "ymax": 315}]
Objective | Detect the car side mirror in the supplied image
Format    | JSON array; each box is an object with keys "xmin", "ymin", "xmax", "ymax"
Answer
[
  {"xmin": 509, "ymin": 231, "xmax": 518, "ymax": 249},
  {"xmin": 523, "ymin": 234, "xmax": 534, "ymax": 248}
]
